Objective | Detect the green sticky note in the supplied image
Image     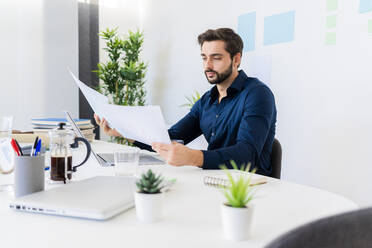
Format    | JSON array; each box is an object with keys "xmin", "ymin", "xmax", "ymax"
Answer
[
  {"xmin": 327, "ymin": 0, "xmax": 338, "ymax": 11},
  {"xmin": 326, "ymin": 15, "xmax": 337, "ymax": 28},
  {"xmin": 369, "ymin": 19, "xmax": 372, "ymax": 33},
  {"xmin": 325, "ymin": 32, "xmax": 336, "ymax": 45}
]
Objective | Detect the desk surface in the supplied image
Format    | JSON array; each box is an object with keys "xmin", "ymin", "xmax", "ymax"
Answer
[{"xmin": 0, "ymin": 140, "xmax": 357, "ymax": 248}]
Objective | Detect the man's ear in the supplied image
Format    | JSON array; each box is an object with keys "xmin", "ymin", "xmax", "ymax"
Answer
[{"xmin": 233, "ymin": 53, "xmax": 242, "ymax": 68}]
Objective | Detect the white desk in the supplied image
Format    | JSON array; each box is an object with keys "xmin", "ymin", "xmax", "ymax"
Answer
[{"xmin": 0, "ymin": 140, "xmax": 358, "ymax": 248}]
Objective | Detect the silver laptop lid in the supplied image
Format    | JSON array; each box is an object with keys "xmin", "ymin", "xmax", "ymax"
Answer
[{"xmin": 10, "ymin": 176, "xmax": 136, "ymax": 220}]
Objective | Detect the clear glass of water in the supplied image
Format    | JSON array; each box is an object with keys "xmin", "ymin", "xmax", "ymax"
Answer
[
  {"xmin": 114, "ymin": 147, "xmax": 140, "ymax": 177},
  {"xmin": 0, "ymin": 116, "xmax": 14, "ymax": 193}
]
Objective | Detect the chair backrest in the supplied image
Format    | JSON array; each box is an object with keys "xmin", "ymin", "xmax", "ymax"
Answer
[
  {"xmin": 270, "ymin": 138, "xmax": 282, "ymax": 179},
  {"xmin": 265, "ymin": 207, "xmax": 372, "ymax": 248}
]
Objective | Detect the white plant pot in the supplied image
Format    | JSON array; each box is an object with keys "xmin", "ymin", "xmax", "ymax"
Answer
[
  {"xmin": 221, "ymin": 203, "xmax": 254, "ymax": 241},
  {"xmin": 134, "ymin": 191, "xmax": 163, "ymax": 223}
]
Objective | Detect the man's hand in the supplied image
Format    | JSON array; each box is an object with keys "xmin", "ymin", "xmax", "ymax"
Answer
[
  {"xmin": 151, "ymin": 142, "xmax": 204, "ymax": 167},
  {"xmin": 93, "ymin": 113, "xmax": 122, "ymax": 137}
]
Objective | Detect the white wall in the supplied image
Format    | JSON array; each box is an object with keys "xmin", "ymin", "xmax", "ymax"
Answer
[
  {"xmin": 136, "ymin": 0, "xmax": 372, "ymax": 206},
  {"xmin": 141, "ymin": 0, "xmax": 240, "ymax": 124},
  {"xmin": 0, "ymin": 0, "xmax": 79, "ymax": 131}
]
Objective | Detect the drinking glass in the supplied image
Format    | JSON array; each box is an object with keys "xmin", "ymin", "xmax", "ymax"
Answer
[
  {"xmin": 114, "ymin": 147, "xmax": 140, "ymax": 177},
  {"xmin": 0, "ymin": 116, "xmax": 14, "ymax": 193}
]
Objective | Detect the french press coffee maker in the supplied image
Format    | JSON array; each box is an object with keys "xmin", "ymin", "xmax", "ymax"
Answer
[{"xmin": 49, "ymin": 123, "xmax": 91, "ymax": 183}]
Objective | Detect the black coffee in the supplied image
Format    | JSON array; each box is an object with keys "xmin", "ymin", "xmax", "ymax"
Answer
[{"xmin": 50, "ymin": 156, "xmax": 72, "ymax": 182}]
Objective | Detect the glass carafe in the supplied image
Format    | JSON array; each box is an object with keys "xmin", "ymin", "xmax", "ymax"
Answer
[{"xmin": 49, "ymin": 123, "xmax": 91, "ymax": 184}]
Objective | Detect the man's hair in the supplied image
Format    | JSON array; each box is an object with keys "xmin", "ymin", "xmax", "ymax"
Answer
[{"xmin": 197, "ymin": 28, "xmax": 243, "ymax": 59}]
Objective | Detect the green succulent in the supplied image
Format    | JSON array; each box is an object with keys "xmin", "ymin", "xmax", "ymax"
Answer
[
  {"xmin": 136, "ymin": 169, "xmax": 164, "ymax": 194},
  {"xmin": 220, "ymin": 160, "xmax": 255, "ymax": 208}
]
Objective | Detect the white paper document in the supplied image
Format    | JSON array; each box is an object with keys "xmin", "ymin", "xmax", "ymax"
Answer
[{"xmin": 69, "ymin": 72, "xmax": 171, "ymax": 145}]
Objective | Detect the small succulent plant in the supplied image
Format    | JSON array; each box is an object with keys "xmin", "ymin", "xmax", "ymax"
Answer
[
  {"xmin": 136, "ymin": 169, "xmax": 164, "ymax": 194},
  {"xmin": 220, "ymin": 161, "xmax": 256, "ymax": 208}
]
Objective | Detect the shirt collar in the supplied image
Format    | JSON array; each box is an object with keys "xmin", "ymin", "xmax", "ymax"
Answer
[{"xmin": 209, "ymin": 70, "xmax": 248, "ymax": 103}]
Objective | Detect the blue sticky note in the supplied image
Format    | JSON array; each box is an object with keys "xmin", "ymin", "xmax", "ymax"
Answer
[
  {"xmin": 359, "ymin": 0, "xmax": 372, "ymax": 13},
  {"xmin": 238, "ymin": 12, "xmax": 256, "ymax": 52},
  {"xmin": 264, "ymin": 11, "xmax": 295, "ymax": 46}
]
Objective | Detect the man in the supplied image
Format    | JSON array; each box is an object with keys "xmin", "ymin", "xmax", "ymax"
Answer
[{"xmin": 94, "ymin": 28, "xmax": 277, "ymax": 175}]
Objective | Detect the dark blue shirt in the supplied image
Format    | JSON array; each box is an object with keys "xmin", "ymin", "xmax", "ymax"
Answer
[{"xmin": 168, "ymin": 70, "xmax": 276, "ymax": 175}]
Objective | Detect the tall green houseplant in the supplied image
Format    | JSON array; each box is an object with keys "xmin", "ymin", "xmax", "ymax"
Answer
[
  {"xmin": 94, "ymin": 28, "xmax": 147, "ymax": 144},
  {"xmin": 95, "ymin": 28, "xmax": 147, "ymax": 106}
]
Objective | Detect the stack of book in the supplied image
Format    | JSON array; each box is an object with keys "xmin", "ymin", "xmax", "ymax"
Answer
[{"xmin": 31, "ymin": 118, "xmax": 96, "ymax": 142}]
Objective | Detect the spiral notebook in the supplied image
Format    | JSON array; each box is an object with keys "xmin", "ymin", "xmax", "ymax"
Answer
[{"xmin": 203, "ymin": 174, "xmax": 268, "ymax": 188}]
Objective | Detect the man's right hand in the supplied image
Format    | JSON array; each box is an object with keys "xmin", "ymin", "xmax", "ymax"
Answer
[{"xmin": 94, "ymin": 113, "xmax": 122, "ymax": 137}]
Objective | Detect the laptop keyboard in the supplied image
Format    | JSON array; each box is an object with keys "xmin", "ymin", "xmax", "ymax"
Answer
[{"xmin": 98, "ymin": 153, "xmax": 165, "ymax": 165}]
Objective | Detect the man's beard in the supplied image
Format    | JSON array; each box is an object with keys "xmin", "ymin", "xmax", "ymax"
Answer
[{"xmin": 204, "ymin": 62, "xmax": 233, "ymax": 85}]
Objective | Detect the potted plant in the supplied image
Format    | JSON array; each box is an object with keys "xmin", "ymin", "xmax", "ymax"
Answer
[
  {"xmin": 220, "ymin": 161, "xmax": 255, "ymax": 241},
  {"xmin": 94, "ymin": 28, "xmax": 147, "ymax": 145},
  {"xmin": 180, "ymin": 90, "xmax": 201, "ymax": 109},
  {"xmin": 134, "ymin": 169, "xmax": 164, "ymax": 223}
]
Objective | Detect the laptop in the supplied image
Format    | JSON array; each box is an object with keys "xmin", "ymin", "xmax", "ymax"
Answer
[
  {"xmin": 64, "ymin": 111, "xmax": 165, "ymax": 167},
  {"xmin": 10, "ymin": 176, "xmax": 136, "ymax": 220}
]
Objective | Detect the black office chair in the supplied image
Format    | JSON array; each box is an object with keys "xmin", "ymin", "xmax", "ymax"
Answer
[
  {"xmin": 265, "ymin": 207, "xmax": 372, "ymax": 248},
  {"xmin": 270, "ymin": 138, "xmax": 282, "ymax": 179}
]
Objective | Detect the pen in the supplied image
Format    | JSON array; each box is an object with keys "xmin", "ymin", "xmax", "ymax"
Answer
[
  {"xmin": 14, "ymin": 139, "xmax": 23, "ymax": 156},
  {"xmin": 10, "ymin": 139, "xmax": 20, "ymax": 156},
  {"xmin": 31, "ymin": 136, "xmax": 38, "ymax": 156},
  {"xmin": 34, "ymin": 139, "xmax": 42, "ymax": 156}
]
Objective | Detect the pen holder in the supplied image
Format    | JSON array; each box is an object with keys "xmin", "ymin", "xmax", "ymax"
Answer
[{"xmin": 14, "ymin": 155, "xmax": 45, "ymax": 198}]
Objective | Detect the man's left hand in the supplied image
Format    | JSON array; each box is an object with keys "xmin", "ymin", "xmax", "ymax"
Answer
[{"xmin": 151, "ymin": 142, "xmax": 203, "ymax": 167}]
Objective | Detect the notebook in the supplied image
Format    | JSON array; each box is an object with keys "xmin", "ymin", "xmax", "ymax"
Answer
[
  {"xmin": 203, "ymin": 174, "xmax": 267, "ymax": 188},
  {"xmin": 10, "ymin": 176, "xmax": 135, "ymax": 220}
]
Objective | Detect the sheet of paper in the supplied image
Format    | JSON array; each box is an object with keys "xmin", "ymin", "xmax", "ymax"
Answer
[
  {"xmin": 69, "ymin": 71, "xmax": 171, "ymax": 145},
  {"xmin": 69, "ymin": 72, "xmax": 109, "ymax": 115}
]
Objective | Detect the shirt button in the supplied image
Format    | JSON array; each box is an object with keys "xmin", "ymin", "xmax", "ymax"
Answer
[
  {"xmin": 216, "ymin": 114, "xmax": 219, "ymax": 118},
  {"xmin": 211, "ymin": 132, "xmax": 215, "ymax": 136}
]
